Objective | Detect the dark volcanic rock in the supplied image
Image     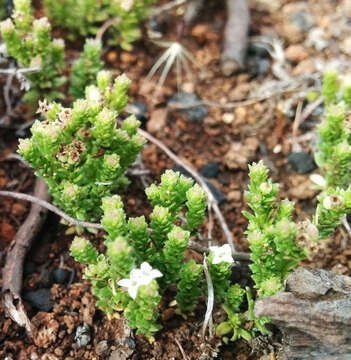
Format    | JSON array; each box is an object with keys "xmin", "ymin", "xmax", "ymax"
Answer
[
  {"xmin": 287, "ymin": 152, "xmax": 316, "ymax": 173},
  {"xmin": 51, "ymin": 268, "xmax": 70, "ymax": 284},
  {"xmin": 23, "ymin": 288, "xmax": 53, "ymax": 312},
  {"xmin": 168, "ymin": 92, "xmax": 207, "ymax": 122},
  {"xmin": 199, "ymin": 162, "xmax": 220, "ymax": 178},
  {"xmin": 130, "ymin": 101, "xmax": 148, "ymax": 123}
]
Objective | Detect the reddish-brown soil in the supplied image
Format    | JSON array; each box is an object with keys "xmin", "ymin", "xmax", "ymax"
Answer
[{"xmin": 1, "ymin": 0, "xmax": 351, "ymax": 358}]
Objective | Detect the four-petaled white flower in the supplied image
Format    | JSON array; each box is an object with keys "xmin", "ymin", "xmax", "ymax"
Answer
[
  {"xmin": 117, "ymin": 262, "xmax": 162, "ymax": 300},
  {"xmin": 210, "ymin": 244, "xmax": 234, "ymax": 265}
]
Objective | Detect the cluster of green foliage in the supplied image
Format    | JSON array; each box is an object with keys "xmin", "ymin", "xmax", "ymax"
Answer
[
  {"xmin": 44, "ymin": 0, "xmax": 156, "ymax": 50},
  {"xmin": 314, "ymin": 70, "xmax": 351, "ymax": 237},
  {"xmin": 215, "ymin": 162, "xmax": 308, "ymax": 342},
  {"xmin": 216, "ymin": 71, "xmax": 351, "ymax": 341},
  {"xmin": 69, "ymin": 39, "xmax": 103, "ymax": 100},
  {"xmin": 0, "ymin": 0, "xmax": 65, "ymax": 104},
  {"xmin": 18, "ymin": 71, "xmax": 145, "ymax": 222},
  {"xmin": 216, "ymin": 285, "xmax": 270, "ymax": 342},
  {"xmin": 243, "ymin": 161, "xmax": 308, "ymax": 297},
  {"xmin": 71, "ymin": 170, "xmax": 208, "ymax": 337}
]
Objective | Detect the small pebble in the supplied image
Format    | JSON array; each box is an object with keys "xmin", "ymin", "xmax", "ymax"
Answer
[
  {"xmin": 168, "ymin": 92, "xmax": 207, "ymax": 122},
  {"xmin": 199, "ymin": 163, "xmax": 220, "ymax": 178},
  {"xmin": 23, "ymin": 288, "xmax": 53, "ymax": 312},
  {"xmin": 290, "ymin": 10, "xmax": 315, "ymax": 31},
  {"xmin": 227, "ymin": 190, "xmax": 241, "ymax": 202},
  {"xmin": 130, "ymin": 101, "xmax": 148, "ymax": 123},
  {"xmin": 52, "ymin": 268, "xmax": 70, "ymax": 284},
  {"xmin": 123, "ymin": 337, "xmax": 136, "ymax": 350},
  {"xmin": 95, "ymin": 340, "xmax": 108, "ymax": 356},
  {"xmin": 287, "ymin": 152, "xmax": 316, "ymax": 174},
  {"xmin": 222, "ymin": 113, "xmax": 235, "ymax": 124},
  {"xmin": 74, "ymin": 323, "xmax": 91, "ymax": 348}
]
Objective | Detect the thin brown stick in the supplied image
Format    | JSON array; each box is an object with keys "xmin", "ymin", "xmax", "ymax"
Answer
[
  {"xmin": 221, "ymin": 0, "xmax": 250, "ymax": 76},
  {"xmin": 166, "ymin": 88, "xmax": 303, "ymax": 112},
  {"xmin": 175, "ymin": 338, "xmax": 188, "ymax": 360},
  {"xmin": 300, "ymin": 96, "xmax": 323, "ymax": 124},
  {"xmin": 0, "ymin": 190, "xmax": 103, "ymax": 230},
  {"xmin": 96, "ymin": 18, "xmax": 120, "ymax": 41},
  {"xmin": 138, "ymin": 128, "xmax": 236, "ymax": 253},
  {"xmin": 2, "ymin": 178, "xmax": 49, "ymax": 335},
  {"xmin": 292, "ymin": 100, "xmax": 303, "ymax": 151}
]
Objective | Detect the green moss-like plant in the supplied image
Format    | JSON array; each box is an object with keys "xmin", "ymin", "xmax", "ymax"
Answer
[
  {"xmin": 18, "ymin": 71, "xmax": 144, "ymax": 222},
  {"xmin": 71, "ymin": 170, "xmax": 207, "ymax": 337},
  {"xmin": 243, "ymin": 161, "xmax": 308, "ymax": 297},
  {"xmin": 0, "ymin": 0, "xmax": 65, "ymax": 105},
  {"xmin": 44, "ymin": 0, "xmax": 156, "ymax": 50},
  {"xmin": 69, "ymin": 38, "xmax": 103, "ymax": 100},
  {"xmin": 314, "ymin": 70, "xmax": 351, "ymax": 237}
]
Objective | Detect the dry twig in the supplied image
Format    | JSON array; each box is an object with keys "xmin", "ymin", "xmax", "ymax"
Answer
[
  {"xmin": 2, "ymin": 178, "xmax": 49, "ymax": 335},
  {"xmin": 221, "ymin": 0, "xmax": 250, "ymax": 76},
  {"xmin": 0, "ymin": 190, "xmax": 104, "ymax": 229},
  {"xmin": 175, "ymin": 338, "xmax": 188, "ymax": 360},
  {"xmin": 202, "ymin": 255, "xmax": 214, "ymax": 339}
]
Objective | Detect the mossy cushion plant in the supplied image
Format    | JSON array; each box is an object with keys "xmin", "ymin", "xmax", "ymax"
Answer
[
  {"xmin": 71, "ymin": 170, "xmax": 208, "ymax": 337},
  {"xmin": 314, "ymin": 70, "xmax": 351, "ymax": 237},
  {"xmin": 44, "ymin": 0, "xmax": 156, "ymax": 50},
  {"xmin": 69, "ymin": 38, "xmax": 103, "ymax": 100},
  {"xmin": 18, "ymin": 70, "xmax": 145, "ymax": 222},
  {"xmin": 0, "ymin": 0, "xmax": 65, "ymax": 105}
]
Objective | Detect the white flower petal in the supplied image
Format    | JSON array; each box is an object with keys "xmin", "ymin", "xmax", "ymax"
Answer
[
  {"xmin": 138, "ymin": 275, "xmax": 152, "ymax": 286},
  {"xmin": 211, "ymin": 244, "xmax": 234, "ymax": 264},
  {"xmin": 117, "ymin": 278, "xmax": 131, "ymax": 288},
  {"xmin": 140, "ymin": 262, "xmax": 152, "ymax": 273},
  {"xmin": 128, "ymin": 285, "xmax": 138, "ymax": 300},
  {"xmin": 150, "ymin": 269, "xmax": 163, "ymax": 278},
  {"xmin": 130, "ymin": 268, "xmax": 142, "ymax": 279}
]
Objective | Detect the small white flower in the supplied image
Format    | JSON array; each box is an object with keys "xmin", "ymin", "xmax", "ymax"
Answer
[
  {"xmin": 86, "ymin": 86, "xmax": 102, "ymax": 102},
  {"xmin": 138, "ymin": 262, "xmax": 163, "ymax": 283},
  {"xmin": 117, "ymin": 277, "xmax": 140, "ymax": 300},
  {"xmin": 117, "ymin": 262, "xmax": 162, "ymax": 300},
  {"xmin": 210, "ymin": 244, "xmax": 234, "ymax": 265}
]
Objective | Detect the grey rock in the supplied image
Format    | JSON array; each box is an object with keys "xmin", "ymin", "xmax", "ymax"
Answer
[
  {"xmin": 130, "ymin": 101, "xmax": 148, "ymax": 124},
  {"xmin": 109, "ymin": 348, "xmax": 134, "ymax": 360},
  {"xmin": 199, "ymin": 162, "xmax": 220, "ymax": 178},
  {"xmin": 23, "ymin": 288, "xmax": 53, "ymax": 312},
  {"xmin": 255, "ymin": 267, "xmax": 351, "ymax": 359},
  {"xmin": 95, "ymin": 340, "xmax": 108, "ymax": 356},
  {"xmin": 51, "ymin": 268, "xmax": 70, "ymax": 284},
  {"xmin": 290, "ymin": 10, "xmax": 315, "ymax": 31},
  {"xmin": 287, "ymin": 152, "xmax": 316, "ymax": 173},
  {"xmin": 168, "ymin": 92, "xmax": 207, "ymax": 122},
  {"xmin": 286, "ymin": 267, "xmax": 351, "ymax": 299},
  {"xmin": 75, "ymin": 322, "xmax": 91, "ymax": 348}
]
